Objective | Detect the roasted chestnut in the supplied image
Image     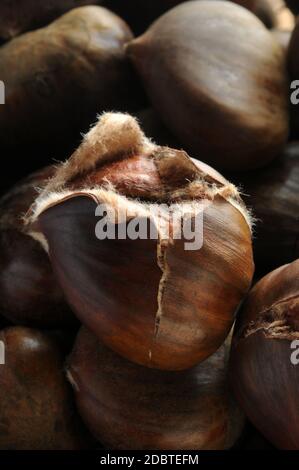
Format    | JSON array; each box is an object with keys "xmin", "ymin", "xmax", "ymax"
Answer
[
  {"xmin": 25, "ymin": 112, "xmax": 254, "ymax": 371},
  {"xmin": 127, "ymin": 1, "xmax": 289, "ymax": 171},
  {"xmin": 67, "ymin": 326, "xmax": 244, "ymax": 450},
  {"xmin": 230, "ymin": 259, "xmax": 299, "ymax": 449},
  {"xmin": 0, "ymin": 326, "xmax": 92, "ymax": 449}
]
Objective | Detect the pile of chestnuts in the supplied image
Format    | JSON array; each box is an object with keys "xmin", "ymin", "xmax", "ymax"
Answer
[{"xmin": 0, "ymin": 0, "xmax": 297, "ymax": 452}]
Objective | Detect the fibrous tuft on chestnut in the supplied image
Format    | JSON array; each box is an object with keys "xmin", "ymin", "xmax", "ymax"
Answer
[
  {"xmin": 230, "ymin": 259, "xmax": 299, "ymax": 449},
  {"xmin": 25, "ymin": 112, "xmax": 254, "ymax": 371}
]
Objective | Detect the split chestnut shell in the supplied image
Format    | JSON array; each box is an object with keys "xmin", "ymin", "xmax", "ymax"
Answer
[{"xmin": 26, "ymin": 112, "xmax": 254, "ymax": 370}]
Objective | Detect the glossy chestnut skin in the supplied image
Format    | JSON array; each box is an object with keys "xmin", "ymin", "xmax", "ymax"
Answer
[
  {"xmin": 0, "ymin": 0, "xmax": 104, "ymax": 42},
  {"xmin": 67, "ymin": 327, "xmax": 244, "ymax": 450},
  {"xmin": 0, "ymin": 6, "xmax": 144, "ymax": 168},
  {"xmin": 106, "ymin": 0, "xmax": 256, "ymax": 35},
  {"xmin": 228, "ymin": 142, "xmax": 299, "ymax": 276},
  {"xmin": 0, "ymin": 327, "xmax": 92, "ymax": 449},
  {"xmin": 230, "ymin": 259, "xmax": 299, "ymax": 449},
  {"xmin": 0, "ymin": 167, "xmax": 76, "ymax": 328},
  {"xmin": 27, "ymin": 113, "xmax": 254, "ymax": 371},
  {"xmin": 127, "ymin": 1, "xmax": 289, "ymax": 172}
]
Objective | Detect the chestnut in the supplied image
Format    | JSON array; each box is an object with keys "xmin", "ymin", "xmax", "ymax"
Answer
[
  {"xmin": 229, "ymin": 259, "xmax": 299, "ymax": 449},
  {"xmin": 0, "ymin": 326, "xmax": 92, "ymax": 449},
  {"xmin": 25, "ymin": 112, "xmax": 254, "ymax": 371},
  {"xmin": 127, "ymin": 1, "xmax": 289, "ymax": 172},
  {"xmin": 67, "ymin": 326, "xmax": 244, "ymax": 450},
  {"xmin": 0, "ymin": 6, "xmax": 145, "ymax": 168},
  {"xmin": 0, "ymin": 0, "xmax": 105, "ymax": 42},
  {"xmin": 228, "ymin": 142, "xmax": 299, "ymax": 276},
  {"xmin": 0, "ymin": 166, "xmax": 76, "ymax": 328}
]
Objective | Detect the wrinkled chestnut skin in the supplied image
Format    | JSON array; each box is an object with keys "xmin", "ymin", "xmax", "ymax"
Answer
[
  {"xmin": 127, "ymin": 1, "xmax": 289, "ymax": 171},
  {"xmin": 68, "ymin": 327, "xmax": 244, "ymax": 450},
  {"xmin": 0, "ymin": 167, "xmax": 76, "ymax": 328},
  {"xmin": 230, "ymin": 259, "xmax": 299, "ymax": 449},
  {"xmin": 0, "ymin": 327, "xmax": 92, "ymax": 449},
  {"xmin": 107, "ymin": 0, "xmax": 256, "ymax": 35},
  {"xmin": 285, "ymin": 1, "xmax": 299, "ymax": 15},
  {"xmin": 0, "ymin": 6, "xmax": 144, "ymax": 167},
  {"xmin": 228, "ymin": 142, "xmax": 299, "ymax": 276},
  {"xmin": 0, "ymin": 0, "xmax": 104, "ymax": 42}
]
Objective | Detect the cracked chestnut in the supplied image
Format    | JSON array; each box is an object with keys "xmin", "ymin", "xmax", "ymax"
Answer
[
  {"xmin": 25, "ymin": 112, "xmax": 254, "ymax": 371},
  {"xmin": 230, "ymin": 259, "xmax": 299, "ymax": 449}
]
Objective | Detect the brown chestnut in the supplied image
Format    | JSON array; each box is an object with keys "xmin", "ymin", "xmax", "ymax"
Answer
[
  {"xmin": 0, "ymin": 167, "xmax": 76, "ymax": 328},
  {"xmin": 230, "ymin": 259, "xmax": 299, "ymax": 449},
  {"xmin": 127, "ymin": 1, "xmax": 289, "ymax": 172},
  {"xmin": 67, "ymin": 326, "xmax": 244, "ymax": 450},
  {"xmin": 0, "ymin": 326, "xmax": 92, "ymax": 449},
  {"xmin": 228, "ymin": 142, "xmax": 299, "ymax": 276},
  {"xmin": 0, "ymin": 1, "xmax": 105, "ymax": 42},
  {"xmin": 0, "ymin": 6, "xmax": 144, "ymax": 167},
  {"xmin": 25, "ymin": 112, "xmax": 254, "ymax": 371}
]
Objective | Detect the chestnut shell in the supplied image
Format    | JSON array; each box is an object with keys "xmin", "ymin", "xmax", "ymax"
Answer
[
  {"xmin": 0, "ymin": 6, "xmax": 144, "ymax": 168},
  {"xmin": 127, "ymin": 1, "xmax": 289, "ymax": 171},
  {"xmin": 0, "ymin": 167, "xmax": 76, "ymax": 328},
  {"xmin": 67, "ymin": 326, "xmax": 244, "ymax": 450},
  {"xmin": 230, "ymin": 259, "xmax": 299, "ymax": 449},
  {"xmin": 0, "ymin": 326, "xmax": 92, "ymax": 449}
]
